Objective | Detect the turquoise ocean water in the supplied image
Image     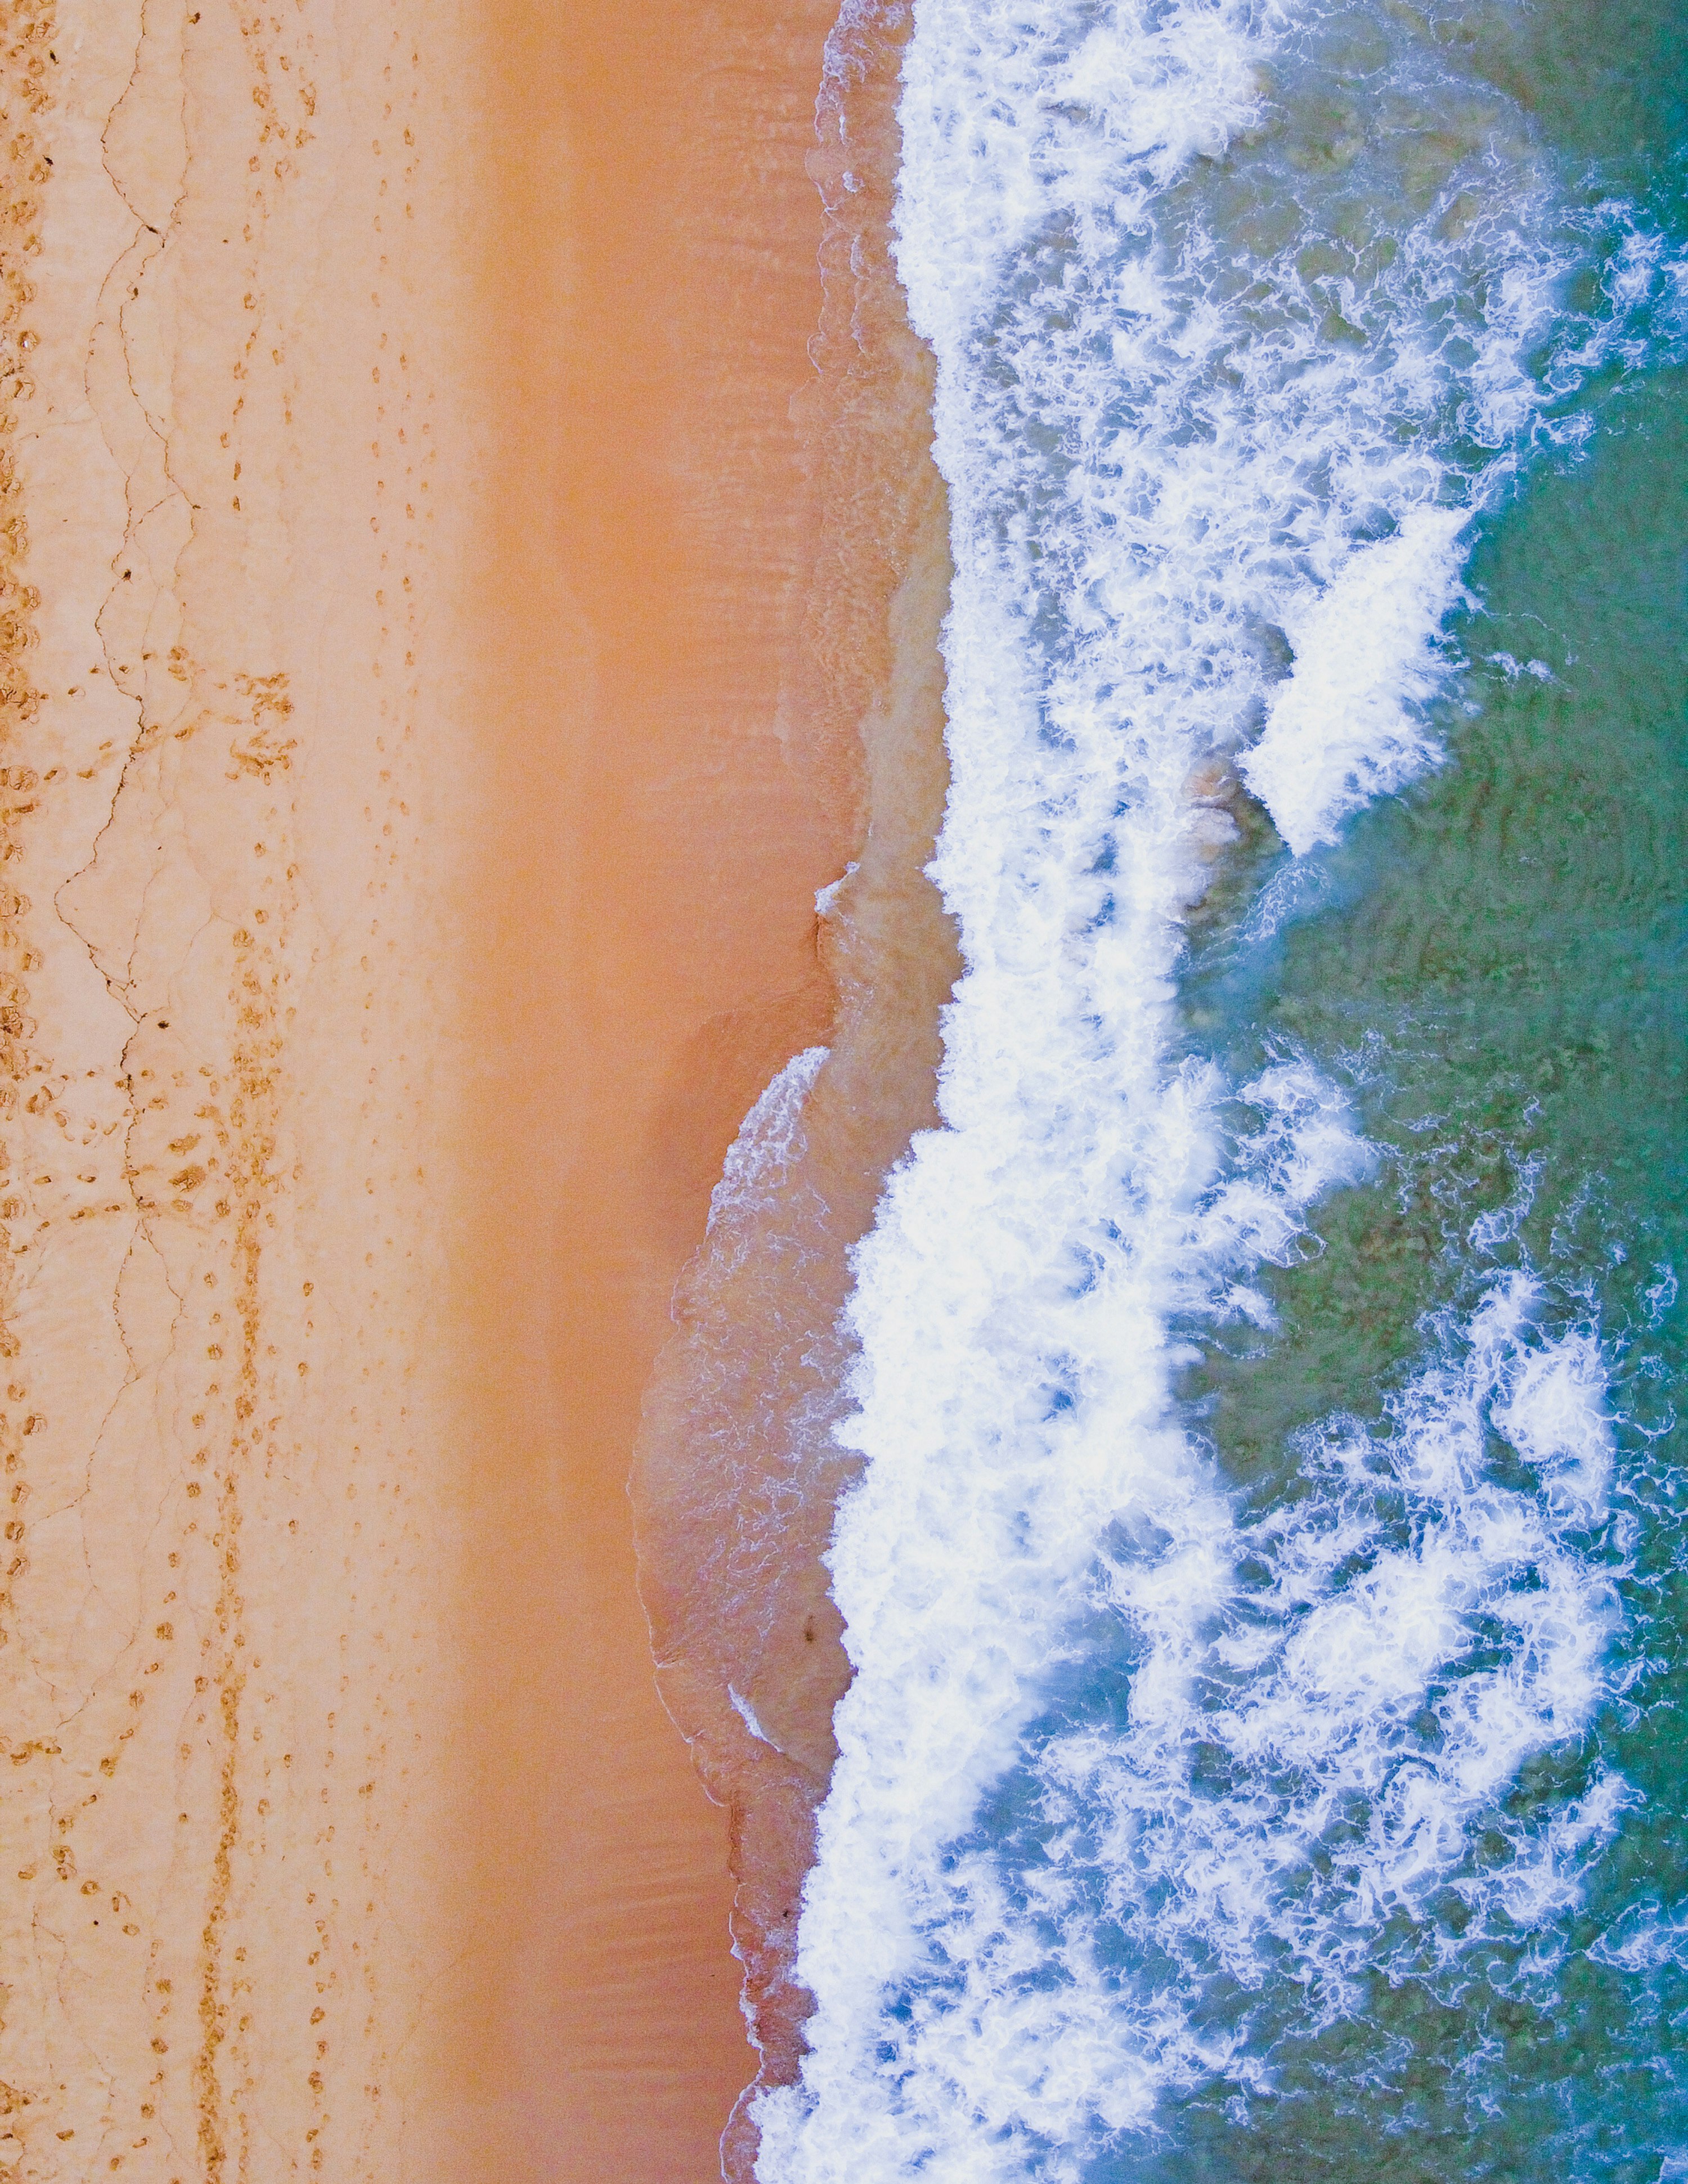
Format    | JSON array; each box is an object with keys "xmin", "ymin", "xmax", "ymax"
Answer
[{"xmin": 755, "ymin": 5, "xmax": 1688, "ymax": 2177}]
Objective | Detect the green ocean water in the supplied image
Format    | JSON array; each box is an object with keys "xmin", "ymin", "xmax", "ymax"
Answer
[
  {"xmin": 758, "ymin": 6, "xmax": 1688, "ymax": 2179},
  {"xmin": 1167, "ymin": 14, "xmax": 1688, "ymax": 2174}
]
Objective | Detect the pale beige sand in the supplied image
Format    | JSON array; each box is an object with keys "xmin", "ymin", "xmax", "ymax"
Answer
[{"xmin": 0, "ymin": 1, "xmax": 872, "ymax": 2178}]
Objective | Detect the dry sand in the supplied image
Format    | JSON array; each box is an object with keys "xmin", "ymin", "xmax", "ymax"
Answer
[{"xmin": 0, "ymin": 1, "xmax": 873, "ymax": 2177}]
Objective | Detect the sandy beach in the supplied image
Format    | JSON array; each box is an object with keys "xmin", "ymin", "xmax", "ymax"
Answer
[
  {"xmin": 432, "ymin": 1, "xmax": 872, "ymax": 2176},
  {"xmin": 0, "ymin": 0, "xmax": 900, "ymax": 2176}
]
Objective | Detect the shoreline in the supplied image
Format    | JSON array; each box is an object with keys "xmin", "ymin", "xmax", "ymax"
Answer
[{"xmin": 631, "ymin": 7, "xmax": 958, "ymax": 2169}]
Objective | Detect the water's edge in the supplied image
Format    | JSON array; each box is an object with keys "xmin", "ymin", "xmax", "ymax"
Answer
[{"xmin": 628, "ymin": 6, "xmax": 958, "ymax": 2175}]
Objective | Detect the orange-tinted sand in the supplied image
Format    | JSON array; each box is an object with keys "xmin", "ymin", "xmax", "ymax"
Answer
[
  {"xmin": 630, "ymin": 12, "xmax": 959, "ymax": 2165},
  {"xmin": 0, "ymin": 0, "xmax": 923, "ymax": 2177},
  {"xmin": 429, "ymin": 1, "xmax": 867, "ymax": 2176}
]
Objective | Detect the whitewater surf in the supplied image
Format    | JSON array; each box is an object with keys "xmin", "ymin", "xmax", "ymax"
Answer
[{"xmin": 750, "ymin": 2, "xmax": 1688, "ymax": 2176}]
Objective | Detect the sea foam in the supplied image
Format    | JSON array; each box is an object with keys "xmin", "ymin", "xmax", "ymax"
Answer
[{"xmin": 755, "ymin": 0, "xmax": 1673, "ymax": 2173}]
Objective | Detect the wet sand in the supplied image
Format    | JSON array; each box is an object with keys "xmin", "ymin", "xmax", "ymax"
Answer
[
  {"xmin": 630, "ymin": 11, "xmax": 958, "ymax": 2167},
  {"xmin": 0, "ymin": 0, "xmax": 872, "ymax": 2177},
  {"xmin": 427, "ymin": 1, "xmax": 865, "ymax": 2176}
]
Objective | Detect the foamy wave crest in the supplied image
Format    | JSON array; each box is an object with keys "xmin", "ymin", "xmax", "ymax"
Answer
[
  {"xmin": 1241, "ymin": 504, "xmax": 1468, "ymax": 852},
  {"xmin": 758, "ymin": 1059, "xmax": 1380, "ymax": 2181},
  {"xmin": 1061, "ymin": 1279, "xmax": 1630, "ymax": 2003},
  {"xmin": 891, "ymin": 0, "xmax": 1683, "ymax": 866},
  {"xmin": 756, "ymin": 0, "xmax": 1664, "ymax": 2173},
  {"xmin": 764, "ymin": 1172, "xmax": 1631, "ymax": 2174}
]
